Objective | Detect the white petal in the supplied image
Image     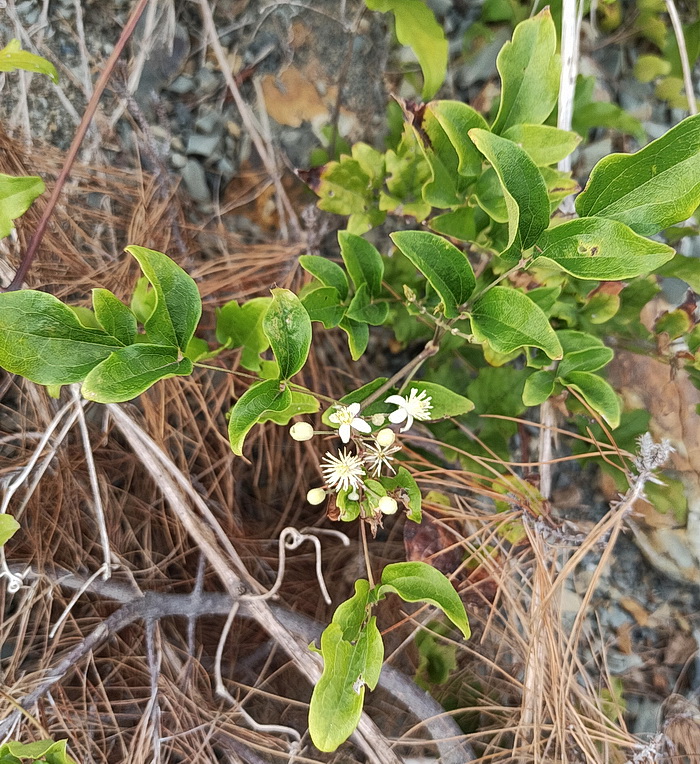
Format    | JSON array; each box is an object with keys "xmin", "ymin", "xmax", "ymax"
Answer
[
  {"xmin": 385, "ymin": 394, "xmax": 406, "ymax": 406},
  {"xmin": 388, "ymin": 409, "xmax": 407, "ymax": 424},
  {"xmin": 348, "ymin": 402, "xmax": 361, "ymax": 416},
  {"xmin": 328, "ymin": 412, "xmax": 341, "ymax": 424},
  {"xmin": 339, "ymin": 423, "xmax": 351, "ymax": 443},
  {"xmin": 399, "ymin": 415, "xmax": 414, "ymax": 433},
  {"xmin": 352, "ymin": 417, "xmax": 372, "ymax": 434}
]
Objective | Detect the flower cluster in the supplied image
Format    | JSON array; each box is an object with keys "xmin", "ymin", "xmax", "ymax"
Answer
[{"xmin": 291, "ymin": 389, "xmax": 433, "ymax": 517}]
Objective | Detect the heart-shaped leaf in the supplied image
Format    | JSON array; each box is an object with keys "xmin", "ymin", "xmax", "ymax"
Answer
[
  {"xmin": 563, "ymin": 371, "xmax": 620, "ymax": 429},
  {"xmin": 126, "ymin": 245, "xmax": 202, "ymax": 352},
  {"xmin": 228, "ymin": 379, "xmax": 292, "ymax": 455},
  {"xmin": 491, "ymin": 9, "xmax": 560, "ymax": 134},
  {"xmin": 0, "ymin": 173, "xmax": 44, "ymax": 239},
  {"xmin": 377, "ymin": 561, "xmax": 470, "ymax": 639},
  {"xmin": 92, "ymin": 288, "xmax": 137, "ymax": 346},
  {"xmin": 471, "ymin": 287, "xmax": 562, "ymax": 360},
  {"xmin": 0, "ymin": 290, "xmax": 122, "ymax": 384},
  {"xmin": 502, "ymin": 124, "xmax": 581, "ymax": 167},
  {"xmin": 469, "ymin": 129, "xmax": 550, "ymax": 258},
  {"xmin": 391, "ymin": 231, "xmax": 475, "ymax": 318},
  {"xmin": 81, "ymin": 345, "xmax": 193, "ymax": 403},
  {"xmin": 0, "ymin": 514, "xmax": 20, "ymax": 546},
  {"xmin": 575, "ymin": 113, "xmax": 700, "ymax": 235},
  {"xmin": 534, "ymin": 218, "xmax": 674, "ymax": 279},
  {"xmin": 338, "ymin": 231, "xmax": 384, "ymax": 297},
  {"xmin": 365, "ymin": 0, "xmax": 447, "ymax": 99},
  {"xmin": 262, "ymin": 289, "xmax": 312, "ymax": 380}
]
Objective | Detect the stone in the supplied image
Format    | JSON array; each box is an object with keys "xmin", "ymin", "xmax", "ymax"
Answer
[
  {"xmin": 180, "ymin": 159, "xmax": 210, "ymax": 203},
  {"xmin": 186, "ymin": 133, "xmax": 222, "ymax": 158}
]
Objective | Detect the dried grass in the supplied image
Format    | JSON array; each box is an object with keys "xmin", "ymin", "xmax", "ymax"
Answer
[{"xmin": 0, "ymin": 12, "xmax": 677, "ymax": 764}]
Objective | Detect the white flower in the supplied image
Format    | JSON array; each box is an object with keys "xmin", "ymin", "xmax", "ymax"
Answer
[
  {"xmin": 321, "ymin": 448, "xmax": 366, "ymax": 492},
  {"xmin": 378, "ymin": 496, "xmax": 398, "ymax": 515},
  {"xmin": 306, "ymin": 487, "xmax": 327, "ymax": 505},
  {"xmin": 385, "ymin": 388, "xmax": 433, "ymax": 432},
  {"xmin": 290, "ymin": 422, "xmax": 314, "ymax": 442},
  {"xmin": 328, "ymin": 402, "xmax": 372, "ymax": 443},
  {"xmin": 363, "ymin": 439, "xmax": 401, "ymax": 477}
]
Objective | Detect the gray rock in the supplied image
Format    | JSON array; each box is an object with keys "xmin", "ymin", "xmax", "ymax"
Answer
[
  {"xmin": 194, "ymin": 110, "xmax": 222, "ymax": 135},
  {"xmin": 605, "ymin": 650, "xmax": 644, "ymax": 675},
  {"xmin": 196, "ymin": 67, "xmax": 220, "ymax": 95},
  {"xmin": 180, "ymin": 159, "xmax": 210, "ymax": 203},
  {"xmin": 217, "ymin": 156, "xmax": 237, "ymax": 181},
  {"xmin": 633, "ymin": 698, "xmax": 662, "ymax": 735},
  {"xmin": 170, "ymin": 153, "xmax": 187, "ymax": 169},
  {"xmin": 618, "ymin": 78, "xmax": 653, "ymax": 121},
  {"xmin": 186, "ymin": 133, "xmax": 222, "ymax": 158},
  {"xmin": 168, "ymin": 75, "xmax": 194, "ymax": 95}
]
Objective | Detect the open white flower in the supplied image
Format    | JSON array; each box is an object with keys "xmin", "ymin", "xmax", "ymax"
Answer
[
  {"xmin": 363, "ymin": 439, "xmax": 401, "ymax": 477},
  {"xmin": 328, "ymin": 402, "xmax": 372, "ymax": 443},
  {"xmin": 321, "ymin": 448, "xmax": 366, "ymax": 492},
  {"xmin": 385, "ymin": 388, "xmax": 433, "ymax": 432}
]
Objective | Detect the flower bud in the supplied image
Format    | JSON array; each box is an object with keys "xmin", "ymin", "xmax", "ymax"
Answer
[
  {"xmin": 290, "ymin": 422, "xmax": 314, "ymax": 442},
  {"xmin": 347, "ymin": 490, "xmax": 360, "ymax": 501},
  {"xmin": 306, "ymin": 487, "xmax": 327, "ymax": 505},
  {"xmin": 378, "ymin": 496, "xmax": 398, "ymax": 515},
  {"xmin": 375, "ymin": 428, "xmax": 395, "ymax": 448},
  {"xmin": 370, "ymin": 413, "xmax": 385, "ymax": 427}
]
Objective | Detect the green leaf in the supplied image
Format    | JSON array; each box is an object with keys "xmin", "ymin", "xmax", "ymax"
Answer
[
  {"xmin": 0, "ymin": 514, "xmax": 20, "ymax": 546},
  {"xmin": 378, "ymin": 466, "xmax": 422, "ymax": 523},
  {"xmin": 215, "ymin": 297, "xmax": 271, "ymax": 372},
  {"xmin": 0, "ymin": 290, "xmax": 123, "ymax": 384},
  {"xmin": 365, "ymin": 0, "xmax": 447, "ymax": 99},
  {"xmin": 2, "ymin": 740, "xmax": 70, "ymax": 760},
  {"xmin": 474, "ymin": 167, "xmax": 508, "ymax": 223},
  {"xmin": 227, "ymin": 379, "xmax": 293, "ymax": 456},
  {"xmin": 299, "ymin": 255, "xmax": 349, "ymax": 299},
  {"xmin": 81, "ymin": 345, "xmax": 193, "ymax": 403},
  {"xmin": 572, "ymin": 101, "xmax": 645, "ymax": 142},
  {"xmin": 563, "ymin": 371, "xmax": 620, "ymax": 428},
  {"xmin": 309, "ymin": 617, "xmax": 383, "ymax": 752},
  {"xmin": 557, "ymin": 331, "xmax": 614, "ymax": 377},
  {"xmin": 129, "ymin": 276, "xmax": 156, "ymax": 325},
  {"xmin": 502, "ymin": 124, "xmax": 581, "ymax": 167},
  {"xmin": 534, "ymin": 218, "xmax": 674, "ymax": 280},
  {"xmin": 403, "ymin": 381, "xmax": 474, "ymax": 419},
  {"xmin": 0, "ymin": 39, "xmax": 58, "ymax": 83},
  {"xmin": 655, "ymin": 252, "xmax": 700, "ymax": 292},
  {"xmin": 491, "ymin": 9, "xmax": 561, "ymax": 134},
  {"xmin": 339, "ymin": 316, "xmax": 370, "ymax": 361},
  {"xmin": 541, "ymin": 166, "xmax": 581, "ymax": 211},
  {"xmin": 338, "ymin": 231, "xmax": 384, "ymax": 297},
  {"xmin": 262, "ymin": 289, "xmax": 312, "ymax": 380},
  {"xmin": 390, "ymin": 231, "xmax": 475, "ymax": 318},
  {"xmin": 471, "ymin": 287, "xmax": 563, "ymax": 359},
  {"xmin": 428, "ymin": 207, "xmax": 476, "ymax": 241},
  {"xmin": 125, "ymin": 246, "xmax": 202, "ymax": 351},
  {"xmin": 378, "ymin": 561, "xmax": 470, "ymax": 639},
  {"xmin": 575, "ymin": 113, "xmax": 700, "ymax": 235},
  {"xmin": 257, "ymin": 390, "xmax": 320, "ymax": 425},
  {"xmin": 346, "ymin": 283, "xmax": 389, "ymax": 325},
  {"xmin": 526, "ymin": 286, "xmax": 561, "ymax": 314},
  {"xmin": 333, "ymin": 578, "xmax": 372, "ymax": 639},
  {"xmin": 469, "ymin": 129, "xmax": 550, "ymax": 258},
  {"xmin": 522, "ymin": 370, "xmax": 557, "ymax": 406},
  {"xmin": 634, "ymin": 53, "xmax": 672, "ymax": 82},
  {"xmin": 301, "ymin": 286, "xmax": 346, "ymax": 329},
  {"xmin": 414, "ymin": 117, "xmax": 470, "ymax": 209},
  {"xmin": 92, "ymin": 289, "xmax": 137, "ymax": 346},
  {"xmin": 0, "ymin": 174, "xmax": 44, "ymax": 239},
  {"xmin": 427, "ymin": 100, "xmax": 489, "ymax": 178}
]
